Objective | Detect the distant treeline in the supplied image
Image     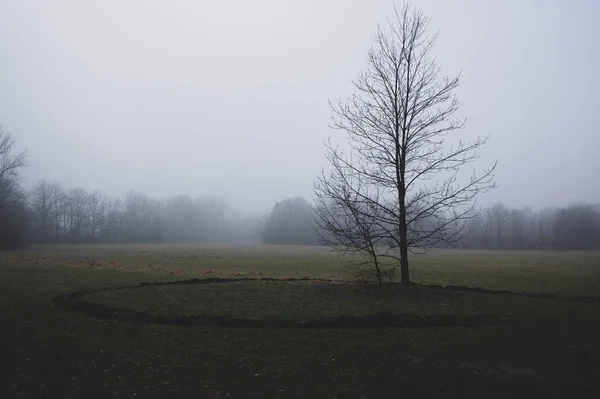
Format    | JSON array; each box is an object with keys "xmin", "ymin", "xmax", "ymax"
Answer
[
  {"xmin": 3, "ymin": 180, "xmax": 600, "ymax": 252},
  {"xmin": 459, "ymin": 202, "xmax": 600, "ymax": 251},
  {"xmin": 261, "ymin": 197, "xmax": 600, "ymax": 251},
  {"xmin": 3, "ymin": 180, "xmax": 600, "ymax": 251},
  {"xmin": 1, "ymin": 128, "xmax": 599, "ymax": 251},
  {"xmin": 23, "ymin": 180, "xmax": 264, "ymax": 246}
]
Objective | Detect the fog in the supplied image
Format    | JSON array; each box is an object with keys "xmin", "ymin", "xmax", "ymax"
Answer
[{"xmin": 1, "ymin": 0, "xmax": 599, "ymax": 215}]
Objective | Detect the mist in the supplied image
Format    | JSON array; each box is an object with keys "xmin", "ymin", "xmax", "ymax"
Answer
[{"xmin": 1, "ymin": 0, "xmax": 599, "ymax": 213}]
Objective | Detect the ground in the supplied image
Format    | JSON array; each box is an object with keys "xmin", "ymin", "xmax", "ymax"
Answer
[{"xmin": 1, "ymin": 244, "xmax": 599, "ymax": 398}]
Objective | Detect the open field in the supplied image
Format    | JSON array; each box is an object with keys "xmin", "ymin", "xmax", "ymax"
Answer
[{"xmin": 1, "ymin": 244, "xmax": 600, "ymax": 398}]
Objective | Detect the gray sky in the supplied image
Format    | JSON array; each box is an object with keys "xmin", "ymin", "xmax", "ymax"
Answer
[{"xmin": 1, "ymin": 0, "xmax": 598, "ymax": 214}]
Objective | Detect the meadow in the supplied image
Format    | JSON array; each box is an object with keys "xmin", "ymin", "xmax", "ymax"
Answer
[{"xmin": 1, "ymin": 244, "xmax": 599, "ymax": 398}]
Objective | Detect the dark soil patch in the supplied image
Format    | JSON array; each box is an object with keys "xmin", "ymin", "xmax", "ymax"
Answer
[{"xmin": 53, "ymin": 277, "xmax": 505, "ymax": 328}]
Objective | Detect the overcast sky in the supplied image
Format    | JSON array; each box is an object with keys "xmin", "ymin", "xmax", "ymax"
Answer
[{"xmin": 1, "ymin": 0, "xmax": 598, "ymax": 214}]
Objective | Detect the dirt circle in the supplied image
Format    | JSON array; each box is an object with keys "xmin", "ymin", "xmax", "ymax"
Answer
[{"xmin": 53, "ymin": 277, "xmax": 506, "ymax": 329}]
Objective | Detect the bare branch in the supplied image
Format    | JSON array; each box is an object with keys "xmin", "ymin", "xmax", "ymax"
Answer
[{"xmin": 314, "ymin": 3, "xmax": 496, "ymax": 286}]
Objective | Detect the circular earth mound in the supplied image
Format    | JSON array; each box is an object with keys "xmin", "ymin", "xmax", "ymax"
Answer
[{"xmin": 54, "ymin": 278, "xmax": 505, "ymax": 328}]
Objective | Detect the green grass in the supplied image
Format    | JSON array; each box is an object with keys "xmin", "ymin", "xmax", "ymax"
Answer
[
  {"xmin": 10, "ymin": 244, "xmax": 600, "ymax": 295},
  {"xmin": 1, "ymin": 244, "xmax": 599, "ymax": 398}
]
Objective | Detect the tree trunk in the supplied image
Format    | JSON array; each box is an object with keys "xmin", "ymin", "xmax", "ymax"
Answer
[
  {"xmin": 400, "ymin": 244, "xmax": 409, "ymax": 287},
  {"xmin": 397, "ymin": 153, "xmax": 410, "ymax": 286},
  {"xmin": 399, "ymin": 202, "xmax": 410, "ymax": 287},
  {"xmin": 373, "ymin": 256, "xmax": 382, "ymax": 290}
]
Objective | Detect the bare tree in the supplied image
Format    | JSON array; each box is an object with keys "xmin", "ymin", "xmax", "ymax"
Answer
[
  {"xmin": 462, "ymin": 213, "xmax": 492, "ymax": 249},
  {"xmin": 314, "ymin": 4, "xmax": 495, "ymax": 286},
  {"xmin": 0, "ymin": 127, "xmax": 28, "ymax": 210},
  {"xmin": 314, "ymin": 163, "xmax": 393, "ymax": 288},
  {"xmin": 103, "ymin": 197, "xmax": 123, "ymax": 241},
  {"xmin": 122, "ymin": 192, "xmax": 162, "ymax": 242},
  {"xmin": 29, "ymin": 180, "xmax": 63, "ymax": 242},
  {"xmin": 488, "ymin": 202, "xmax": 510, "ymax": 249},
  {"xmin": 509, "ymin": 208, "xmax": 528, "ymax": 249},
  {"xmin": 87, "ymin": 190, "xmax": 107, "ymax": 239},
  {"xmin": 0, "ymin": 126, "xmax": 28, "ymax": 249},
  {"xmin": 65, "ymin": 187, "xmax": 90, "ymax": 238}
]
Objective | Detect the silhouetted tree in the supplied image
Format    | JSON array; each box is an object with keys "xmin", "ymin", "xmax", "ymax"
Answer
[{"xmin": 315, "ymin": 4, "xmax": 495, "ymax": 286}]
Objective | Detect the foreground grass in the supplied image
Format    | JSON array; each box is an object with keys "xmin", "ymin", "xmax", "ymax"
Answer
[{"xmin": 1, "ymin": 244, "xmax": 599, "ymax": 398}]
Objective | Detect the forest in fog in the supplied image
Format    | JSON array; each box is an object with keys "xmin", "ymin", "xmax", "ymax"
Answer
[{"xmin": 2, "ymin": 148, "xmax": 599, "ymax": 252}]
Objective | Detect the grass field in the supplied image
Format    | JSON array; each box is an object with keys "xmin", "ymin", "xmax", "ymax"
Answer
[{"xmin": 1, "ymin": 244, "xmax": 599, "ymax": 398}]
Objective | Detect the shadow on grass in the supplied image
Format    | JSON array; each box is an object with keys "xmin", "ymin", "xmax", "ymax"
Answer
[{"xmin": 53, "ymin": 277, "xmax": 600, "ymax": 329}]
